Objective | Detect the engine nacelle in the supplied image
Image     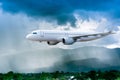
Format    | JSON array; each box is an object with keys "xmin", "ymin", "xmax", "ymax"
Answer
[
  {"xmin": 47, "ymin": 41, "xmax": 59, "ymax": 45},
  {"xmin": 62, "ymin": 37, "xmax": 75, "ymax": 45}
]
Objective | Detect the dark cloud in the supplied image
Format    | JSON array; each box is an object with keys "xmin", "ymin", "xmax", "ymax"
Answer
[{"xmin": 0, "ymin": 0, "xmax": 120, "ymax": 26}]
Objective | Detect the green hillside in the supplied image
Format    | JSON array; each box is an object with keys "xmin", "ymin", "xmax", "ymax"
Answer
[{"xmin": 0, "ymin": 70, "xmax": 120, "ymax": 80}]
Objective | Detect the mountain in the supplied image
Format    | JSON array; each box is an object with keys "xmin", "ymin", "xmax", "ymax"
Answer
[
  {"xmin": 51, "ymin": 58, "xmax": 120, "ymax": 72},
  {"xmin": 15, "ymin": 46, "xmax": 120, "ymax": 72}
]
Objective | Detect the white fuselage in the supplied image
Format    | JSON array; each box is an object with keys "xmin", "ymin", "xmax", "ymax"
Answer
[
  {"xmin": 26, "ymin": 30, "xmax": 113, "ymax": 45},
  {"xmin": 27, "ymin": 30, "xmax": 81, "ymax": 41}
]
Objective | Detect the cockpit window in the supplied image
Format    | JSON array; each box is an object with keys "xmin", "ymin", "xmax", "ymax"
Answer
[{"xmin": 32, "ymin": 32, "xmax": 37, "ymax": 34}]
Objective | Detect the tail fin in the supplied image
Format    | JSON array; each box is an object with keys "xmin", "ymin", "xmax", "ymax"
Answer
[
  {"xmin": 104, "ymin": 26, "xmax": 115, "ymax": 33},
  {"xmin": 104, "ymin": 26, "xmax": 116, "ymax": 34},
  {"xmin": 108, "ymin": 31, "xmax": 116, "ymax": 34}
]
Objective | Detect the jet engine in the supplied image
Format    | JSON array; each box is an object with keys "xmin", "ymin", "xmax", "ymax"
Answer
[
  {"xmin": 47, "ymin": 41, "xmax": 59, "ymax": 45},
  {"xmin": 62, "ymin": 37, "xmax": 75, "ymax": 45}
]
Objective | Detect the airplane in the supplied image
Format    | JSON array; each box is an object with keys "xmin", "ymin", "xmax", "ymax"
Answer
[{"xmin": 26, "ymin": 30, "xmax": 115, "ymax": 45}]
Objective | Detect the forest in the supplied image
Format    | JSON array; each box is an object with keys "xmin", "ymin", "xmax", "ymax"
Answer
[{"xmin": 0, "ymin": 70, "xmax": 120, "ymax": 80}]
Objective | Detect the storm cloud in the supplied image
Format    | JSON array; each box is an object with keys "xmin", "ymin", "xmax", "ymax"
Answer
[{"xmin": 0, "ymin": 0, "xmax": 120, "ymax": 26}]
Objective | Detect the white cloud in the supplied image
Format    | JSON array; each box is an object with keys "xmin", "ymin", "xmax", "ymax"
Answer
[{"xmin": 106, "ymin": 43, "xmax": 120, "ymax": 49}]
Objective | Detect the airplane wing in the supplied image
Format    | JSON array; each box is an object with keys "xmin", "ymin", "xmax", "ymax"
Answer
[{"xmin": 72, "ymin": 31, "xmax": 115, "ymax": 41}]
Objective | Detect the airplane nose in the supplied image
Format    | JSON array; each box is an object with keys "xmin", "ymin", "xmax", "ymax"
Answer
[
  {"xmin": 26, "ymin": 34, "xmax": 31, "ymax": 40},
  {"xmin": 26, "ymin": 34, "xmax": 38, "ymax": 41}
]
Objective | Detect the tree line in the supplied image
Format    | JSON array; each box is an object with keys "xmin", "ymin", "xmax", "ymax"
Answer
[{"xmin": 0, "ymin": 70, "xmax": 120, "ymax": 80}]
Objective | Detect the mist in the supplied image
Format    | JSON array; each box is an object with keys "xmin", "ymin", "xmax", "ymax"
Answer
[{"xmin": 0, "ymin": 8, "xmax": 120, "ymax": 73}]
